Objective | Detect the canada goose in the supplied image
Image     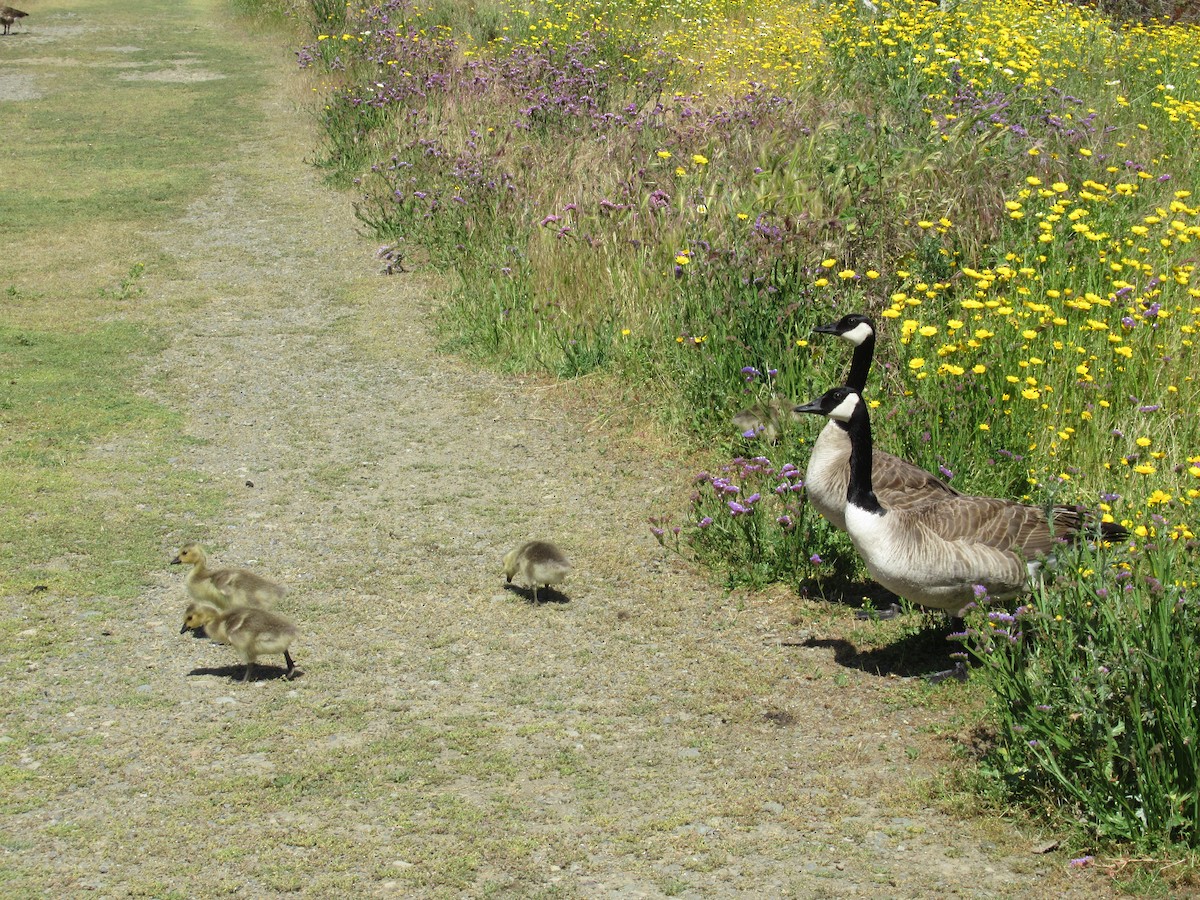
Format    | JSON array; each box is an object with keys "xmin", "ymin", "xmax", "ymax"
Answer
[
  {"xmin": 732, "ymin": 396, "xmax": 787, "ymax": 443},
  {"xmin": 180, "ymin": 601, "xmax": 298, "ymax": 682},
  {"xmin": 804, "ymin": 313, "xmax": 963, "ymax": 531},
  {"xmin": 170, "ymin": 543, "xmax": 286, "ymax": 610},
  {"xmin": 795, "ymin": 386, "xmax": 1127, "ymax": 614},
  {"xmin": 503, "ymin": 541, "xmax": 571, "ymax": 603},
  {"xmin": 1, "ymin": 6, "xmax": 27, "ymax": 34}
]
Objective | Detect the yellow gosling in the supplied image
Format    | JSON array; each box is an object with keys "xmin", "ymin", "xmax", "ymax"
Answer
[
  {"xmin": 181, "ymin": 602, "xmax": 299, "ymax": 682},
  {"xmin": 502, "ymin": 541, "xmax": 571, "ymax": 603},
  {"xmin": 170, "ymin": 542, "xmax": 286, "ymax": 610}
]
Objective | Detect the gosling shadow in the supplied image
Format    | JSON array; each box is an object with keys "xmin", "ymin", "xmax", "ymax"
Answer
[
  {"xmin": 503, "ymin": 583, "xmax": 571, "ymax": 605},
  {"xmin": 188, "ymin": 663, "xmax": 302, "ymax": 683}
]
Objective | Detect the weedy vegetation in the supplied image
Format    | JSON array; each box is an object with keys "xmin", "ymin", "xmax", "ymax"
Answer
[{"xmin": 297, "ymin": 0, "xmax": 1200, "ymax": 862}]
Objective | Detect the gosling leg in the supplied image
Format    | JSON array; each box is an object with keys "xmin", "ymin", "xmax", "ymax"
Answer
[
  {"xmin": 242, "ymin": 662, "xmax": 255, "ymax": 683},
  {"xmin": 282, "ymin": 650, "xmax": 296, "ymax": 680}
]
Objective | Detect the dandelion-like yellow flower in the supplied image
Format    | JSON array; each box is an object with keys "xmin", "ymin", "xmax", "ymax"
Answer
[
  {"xmin": 692, "ymin": 154, "xmax": 708, "ymax": 165},
  {"xmin": 909, "ymin": 358, "xmax": 925, "ymax": 370},
  {"xmin": 1134, "ymin": 463, "xmax": 1156, "ymax": 475}
]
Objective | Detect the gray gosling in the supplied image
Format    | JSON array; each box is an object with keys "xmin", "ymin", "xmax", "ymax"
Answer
[
  {"xmin": 1, "ymin": 6, "xmax": 28, "ymax": 35},
  {"xmin": 732, "ymin": 396, "xmax": 794, "ymax": 444},
  {"xmin": 170, "ymin": 542, "xmax": 286, "ymax": 610},
  {"xmin": 503, "ymin": 541, "xmax": 571, "ymax": 603},
  {"xmin": 181, "ymin": 601, "xmax": 298, "ymax": 682}
]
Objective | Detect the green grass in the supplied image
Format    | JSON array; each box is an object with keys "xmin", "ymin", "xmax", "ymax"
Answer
[
  {"xmin": 0, "ymin": 0, "xmax": 266, "ymax": 302},
  {"xmin": 0, "ymin": 0, "xmax": 274, "ymax": 599}
]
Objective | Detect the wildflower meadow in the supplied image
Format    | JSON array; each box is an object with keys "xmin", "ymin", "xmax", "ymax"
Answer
[{"xmin": 295, "ymin": 0, "xmax": 1200, "ymax": 853}]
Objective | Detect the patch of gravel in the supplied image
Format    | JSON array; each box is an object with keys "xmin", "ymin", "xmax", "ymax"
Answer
[
  {"xmin": 0, "ymin": 71, "xmax": 41, "ymax": 101},
  {"xmin": 4, "ymin": 22, "xmax": 1119, "ymax": 900}
]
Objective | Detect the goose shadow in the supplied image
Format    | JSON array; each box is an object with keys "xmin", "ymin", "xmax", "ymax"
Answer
[
  {"xmin": 799, "ymin": 625, "xmax": 966, "ymax": 680},
  {"xmin": 795, "ymin": 577, "xmax": 905, "ymax": 619},
  {"xmin": 502, "ymin": 583, "xmax": 571, "ymax": 605},
  {"xmin": 187, "ymin": 664, "xmax": 303, "ymax": 683}
]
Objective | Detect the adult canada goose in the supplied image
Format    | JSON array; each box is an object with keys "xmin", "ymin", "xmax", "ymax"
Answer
[
  {"xmin": 795, "ymin": 386, "xmax": 1127, "ymax": 614},
  {"xmin": 1, "ymin": 6, "xmax": 27, "ymax": 34},
  {"xmin": 503, "ymin": 541, "xmax": 571, "ymax": 603},
  {"xmin": 732, "ymin": 396, "xmax": 784, "ymax": 443},
  {"xmin": 181, "ymin": 601, "xmax": 298, "ymax": 682},
  {"xmin": 805, "ymin": 314, "xmax": 962, "ymax": 531},
  {"xmin": 170, "ymin": 543, "xmax": 286, "ymax": 610}
]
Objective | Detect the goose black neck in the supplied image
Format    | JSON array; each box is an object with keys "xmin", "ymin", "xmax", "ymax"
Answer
[
  {"xmin": 845, "ymin": 400, "xmax": 884, "ymax": 515},
  {"xmin": 846, "ymin": 330, "xmax": 875, "ymax": 393}
]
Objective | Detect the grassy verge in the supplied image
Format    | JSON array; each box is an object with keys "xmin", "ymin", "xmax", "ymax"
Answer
[
  {"xmin": 299, "ymin": 0, "xmax": 1200, "ymax": 860},
  {"xmin": 0, "ymin": 0, "xmax": 272, "ymax": 599}
]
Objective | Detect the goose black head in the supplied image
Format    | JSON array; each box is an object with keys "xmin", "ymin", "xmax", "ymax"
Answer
[
  {"xmin": 812, "ymin": 313, "xmax": 875, "ymax": 347},
  {"xmin": 793, "ymin": 386, "xmax": 862, "ymax": 424}
]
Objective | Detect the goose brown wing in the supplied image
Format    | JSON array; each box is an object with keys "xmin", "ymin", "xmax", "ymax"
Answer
[
  {"xmin": 908, "ymin": 496, "xmax": 1065, "ymax": 555},
  {"xmin": 872, "ymin": 450, "xmax": 962, "ymax": 512}
]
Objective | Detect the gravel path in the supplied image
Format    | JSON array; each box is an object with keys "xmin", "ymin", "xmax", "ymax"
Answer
[{"xmin": 3, "ymin": 7, "xmax": 1120, "ymax": 898}]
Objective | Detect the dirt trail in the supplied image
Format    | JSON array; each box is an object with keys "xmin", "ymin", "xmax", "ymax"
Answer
[{"xmin": 5, "ymin": 8, "xmax": 1118, "ymax": 899}]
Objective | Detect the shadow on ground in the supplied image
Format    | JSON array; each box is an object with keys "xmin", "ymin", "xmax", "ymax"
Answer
[
  {"xmin": 188, "ymin": 664, "xmax": 302, "ymax": 683},
  {"xmin": 502, "ymin": 583, "xmax": 571, "ymax": 605}
]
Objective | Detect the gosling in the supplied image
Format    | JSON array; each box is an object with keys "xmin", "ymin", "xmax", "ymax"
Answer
[
  {"xmin": 503, "ymin": 541, "xmax": 571, "ymax": 603},
  {"xmin": 1, "ymin": 6, "xmax": 28, "ymax": 36},
  {"xmin": 732, "ymin": 396, "xmax": 784, "ymax": 444},
  {"xmin": 181, "ymin": 601, "xmax": 298, "ymax": 682},
  {"xmin": 170, "ymin": 542, "xmax": 286, "ymax": 610}
]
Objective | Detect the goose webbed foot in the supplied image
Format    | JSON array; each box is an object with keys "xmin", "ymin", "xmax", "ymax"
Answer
[
  {"xmin": 926, "ymin": 661, "xmax": 969, "ymax": 684},
  {"xmin": 855, "ymin": 601, "xmax": 902, "ymax": 621}
]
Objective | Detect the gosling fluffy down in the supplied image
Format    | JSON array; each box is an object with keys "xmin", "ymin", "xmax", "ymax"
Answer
[
  {"xmin": 181, "ymin": 601, "xmax": 299, "ymax": 682},
  {"xmin": 503, "ymin": 541, "xmax": 571, "ymax": 603},
  {"xmin": 170, "ymin": 542, "xmax": 286, "ymax": 610}
]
